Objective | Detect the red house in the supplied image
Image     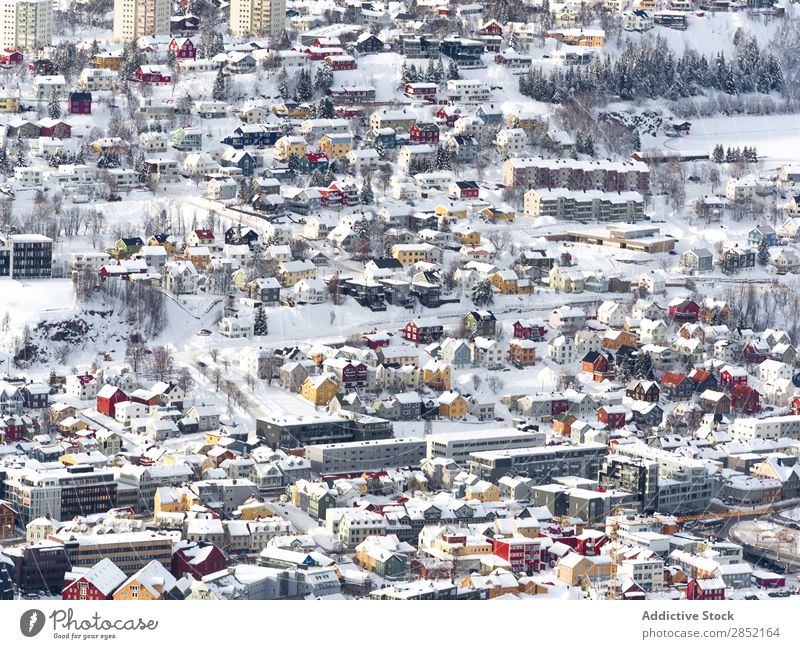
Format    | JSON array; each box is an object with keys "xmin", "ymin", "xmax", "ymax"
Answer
[
  {"xmin": 0, "ymin": 416, "xmax": 25, "ymax": 443},
  {"xmin": 404, "ymin": 82, "xmax": 437, "ymax": 102},
  {"xmin": 62, "ymin": 558, "xmax": 126, "ymax": 600},
  {"xmin": 325, "ymin": 54, "xmax": 356, "ymax": 71},
  {"xmin": 409, "ymin": 122, "xmax": 440, "ymax": 144},
  {"xmin": 493, "ymin": 537, "xmax": 541, "ymax": 575},
  {"xmin": 362, "ymin": 332, "xmax": 391, "ymax": 349},
  {"xmin": 512, "ymin": 319, "xmax": 546, "ymax": 341},
  {"xmin": 451, "ymin": 180, "xmax": 479, "ymax": 199},
  {"xmin": 338, "ymin": 361, "xmax": 368, "ymax": 390},
  {"xmin": 0, "ymin": 49, "xmax": 23, "ymax": 65},
  {"xmin": 334, "ymin": 106, "xmax": 363, "ymax": 119},
  {"xmin": 743, "ymin": 340, "xmax": 770, "ymax": 364},
  {"xmin": 403, "ymin": 319, "xmax": 444, "ymax": 344},
  {"xmin": 67, "ymin": 91, "xmax": 92, "ymax": 115},
  {"xmin": 96, "ymin": 384, "xmax": 127, "ymax": 417},
  {"xmin": 686, "ymin": 577, "xmax": 725, "ymax": 600},
  {"xmin": 132, "ymin": 65, "xmax": 172, "ymax": 84},
  {"xmin": 792, "ymin": 396, "xmax": 800, "ymax": 415},
  {"xmin": 37, "ymin": 119, "xmax": 71, "ymax": 139},
  {"xmin": 575, "ymin": 530, "xmax": 608, "ymax": 556},
  {"xmin": 435, "ymin": 106, "xmax": 460, "ymax": 127},
  {"xmin": 598, "ymin": 405, "xmax": 626, "ymax": 429},
  {"xmin": 328, "ymin": 181, "xmax": 358, "ymax": 205},
  {"xmin": 719, "ymin": 365, "xmax": 748, "ymax": 389},
  {"xmin": 668, "ymin": 298, "xmax": 700, "ymax": 323},
  {"xmin": 753, "ymin": 571, "xmax": 786, "ymax": 589},
  {"xmin": 171, "ymin": 541, "xmax": 227, "ymax": 580},
  {"xmin": 477, "ymin": 19, "xmax": 503, "ymax": 36},
  {"xmin": 731, "ymin": 384, "xmax": 760, "ymax": 414},
  {"xmin": 168, "ymin": 37, "xmax": 196, "ymax": 59}
]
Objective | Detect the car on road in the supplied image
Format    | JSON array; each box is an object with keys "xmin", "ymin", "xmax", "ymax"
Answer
[{"xmin": 197, "ymin": 329, "xmax": 212, "ymax": 336}]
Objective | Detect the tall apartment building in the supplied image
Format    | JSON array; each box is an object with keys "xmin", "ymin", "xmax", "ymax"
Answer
[
  {"xmin": 468, "ymin": 443, "xmax": 607, "ymax": 484},
  {"xmin": 0, "ymin": 234, "xmax": 53, "ymax": 278},
  {"xmin": 113, "ymin": 0, "xmax": 169, "ymax": 42},
  {"xmin": 229, "ymin": 0, "xmax": 286, "ymax": 39},
  {"xmin": 305, "ymin": 437, "xmax": 427, "ymax": 474},
  {"xmin": 0, "ymin": 0, "xmax": 52, "ymax": 51}
]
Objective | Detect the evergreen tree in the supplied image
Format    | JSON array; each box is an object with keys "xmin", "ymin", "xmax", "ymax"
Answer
[
  {"xmin": 212, "ymin": 68, "xmax": 227, "ymax": 101},
  {"xmin": 435, "ymin": 58, "xmax": 445, "ymax": 82},
  {"xmin": 712, "ymin": 144, "xmax": 724, "ymax": 163},
  {"xmin": 314, "ymin": 65, "xmax": 334, "ymax": 92},
  {"xmin": 360, "ymin": 173, "xmax": 374, "ymax": 204},
  {"xmin": 295, "ymin": 68, "xmax": 313, "ymax": 101},
  {"xmin": 725, "ymin": 147, "xmax": 736, "ymax": 163},
  {"xmin": 757, "ymin": 236, "xmax": 770, "ymax": 266},
  {"xmin": 434, "ymin": 144, "xmax": 451, "ymax": 170},
  {"xmin": 238, "ymin": 179, "xmax": 254, "ymax": 204},
  {"xmin": 424, "ymin": 58, "xmax": 436, "ymax": 82},
  {"xmin": 47, "ymin": 90, "xmax": 61, "ymax": 119},
  {"xmin": 253, "ymin": 306, "xmax": 268, "ymax": 335},
  {"xmin": 316, "ymin": 96, "xmax": 334, "ymax": 119},
  {"xmin": 135, "ymin": 152, "xmax": 147, "ymax": 183},
  {"xmin": 277, "ymin": 68, "xmax": 289, "ymax": 98},
  {"xmin": 471, "ymin": 279, "xmax": 494, "ymax": 306},
  {"xmin": 447, "ymin": 60, "xmax": 460, "ymax": 80}
]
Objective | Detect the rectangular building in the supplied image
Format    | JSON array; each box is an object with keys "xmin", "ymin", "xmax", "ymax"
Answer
[
  {"xmin": 0, "ymin": 234, "xmax": 52, "ymax": 278},
  {"xmin": 306, "ymin": 437, "xmax": 426, "ymax": 474},
  {"xmin": 468, "ymin": 443, "xmax": 607, "ymax": 483},
  {"xmin": 426, "ymin": 428, "xmax": 545, "ymax": 464}
]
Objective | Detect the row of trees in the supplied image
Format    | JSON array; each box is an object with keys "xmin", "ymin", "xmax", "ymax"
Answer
[
  {"xmin": 711, "ymin": 145, "xmax": 759, "ymax": 164},
  {"xmin": 519, "ymin": 35, "xmax": 783, "ymax": 104}
]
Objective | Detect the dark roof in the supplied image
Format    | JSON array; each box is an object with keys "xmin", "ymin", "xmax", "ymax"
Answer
[
  {"xmin": 370, "ymin": 257, "xmax": 403, "ymax": 269},
  {"xmin": 69, "ymin": 91, "xmax": 91, "ymax": 101}
]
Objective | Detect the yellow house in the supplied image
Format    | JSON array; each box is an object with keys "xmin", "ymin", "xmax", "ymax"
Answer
[
  {"xmin": 435, "ymin": 203, "xmax": 468, "ymax": 220},
  {"xmin": 462, "ymin": 570, "xmax": 519, "ymax": 598},
  {"xmin": 437, "ymin": 391, "xmax": 467, "ymax": 419},
  {"xmin": 391, "ymin": 244, "xmax": 434, "ymax": 266},
  {"xmin": 113, "ymin": 561, "xmax": 175, "ymax": 601},
  {"xmin": 0, "ymin": 97, "xmax": 19, "ymax": 112},
  {"xmin": 480, "ymin": 207, "xmax": 516, "ymax": 222},
  {"xmin": 94, "ymin": 53, "xmax": 124, "ymax": 69},
  {"xmin": 490, "ymin": 270, "xmax": 519, "ymax": 294},
  {"xmin": 465, "ymin": 480, "xmax": 501, "ymax": 502},
  {"xmin": 279, "ymin": 260, "xmax": 316, "ymax": 286},
  {"xmin": 148, "ymin": 234, "xmax": 177, "ymax": 254},
  {"xmin": 301, "ymin": 374, "xmax": 340, "ymax": 405},
  {"xmin": 432, "ymin": 533, "xmax": 492, "ymax": 557},
  {"xmin": 452, "ymin": 226, "xmax": 480, "ymax": 245},
  {"xmin": 422, "ymin": 359, "xmax": 451, "ymax": 391},
  {"xmin": 275, "ymin": 135, "xmax": 308, "ymax": 161},
  {"xmin": 153, "ymin": 485, "xmax": 199, "ymax": 516},
  {"xmin": 319, "ymin": 133, "xmax": 352, "ymax": 159},
  {"xmin": 235, "ymin": 497, "xmax": 275, "ymax": 520},
  {"xmin": 507, "ymin": 113, "xmax": 544, "ymax": 133},
  {"xmin": 557, "ymin": 553, "xmax": 612, "ymax": 586}
]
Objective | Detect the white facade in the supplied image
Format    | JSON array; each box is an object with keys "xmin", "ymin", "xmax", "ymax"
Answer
[
  {"xmin": 113, "ymin": 0, "xmax": 169, "ymax": 42},
  {"xmin": 229, "ymin": 0, "xmax": 286, "ymax": 38},
  {"xmin": 0, "ymin": 0, "xmax": 52, "ymax": 51}
]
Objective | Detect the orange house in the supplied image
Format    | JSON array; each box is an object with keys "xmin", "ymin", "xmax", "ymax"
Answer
[
  {"xmin": 507, "ymin": 340, "xmax": 536, "ymax": 366},
  {"xmin": 437, "ymin": 391, "xmax": 468, "ymax": 419},
  {"xmin": 602, "ymin": 329, "xmax": 637, "ymax": 352},
  {"xmin": 184, "ymin": 245, "xmax": 211, "ymax": 271}
]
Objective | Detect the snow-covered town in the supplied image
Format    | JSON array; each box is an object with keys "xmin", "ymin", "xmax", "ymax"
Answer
[{"xmin": 0, "ymin": 0, "xmax": 799, "ymax": 607}]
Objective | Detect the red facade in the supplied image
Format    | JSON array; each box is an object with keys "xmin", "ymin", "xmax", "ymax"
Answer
[
  {"xmin": 67, "ymin": 93, "xmax": 91, "ymax": 115},
  {"xmin": 169, "ymin": 38, "xmax": 196, "ymax": 59},
  {"xmin": 340, "ymin": 362, "xmax": 368, "ymax": 390},
  {"xmin": 493, "ymin": 537, "xmax": 541, "ymax": 575},
  {"xmin": 731, "ymin": 384, "xmax": 760, "ymax": 414},
  {"xmin": 720, "ymin": 369, "xmax": 747, "ymax": 389},
  {"xmin": 598, "ymin": 407, "xmax": 626, "ymax": 429},
  {"xmin": 686, "ymin": 578, "xmax": 725, "ymax": 600},
  {"xmin": 133, "ymin": 67, "xmax": 172, "ymax": 84},
  {"xmin": 39, "ymin": 122, "xmax": 71, "ymax": 139},
  {"xmin": 668, "ymin": 299, "xmax": 700, "ymax": 323},
  {"xmin": 409, "ymin": 123, "xmax": 440, "ymax": 144},
  {"xmin": 171, "ymin": 544, "xmax": 227, "ymax": 580},
  {"xmin": 0, "ymin": 50, "xmax": 22, "ymax": 65},
  {"xmin": 62, "ymin": 577, "xmax": 111, "ymax": 601},
  {"xmin": 325, "ymin": 56, "xmax": 356, "ymax": 71},
  {"xmin": 97, "ymin": 387, "xmax": 127, "ymax": 417}
]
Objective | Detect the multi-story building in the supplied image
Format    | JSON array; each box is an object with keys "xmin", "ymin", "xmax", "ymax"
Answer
[
  {"xmin": 305, "ymin": 438, "xmax": 426, "ymax": 474},
  {"xmin": 257, "ymin": 414, "xmax": 393, "ymax": 452},
  {"xmin": 51, "ymin": 531, "xmax": 174, "ymax": 576},
  {"xmin": 229, "ymin": 0, "xmax": 286, "ymax": 38},
  {"xmin": 503, "ymin": 158, "xmax": 650, "ymax": 193},
  {"xmin": 426, "ymin": 429, "xmax": 545, "ymax": 464},
  {"xmin": 598, "ymin": 454, "xmax": 660, "ymax": 512},
  {"xmin": 2, "ymin": 465, "xmax": 117, "ymax": 525},
  {"xmin": 0, "ymin": 0, "xmax": 52, "ymax": 51},
  {"xmin": 468, "ymin": 443, "xmax": 607, "ymax": 484},
  {"xmin": 113, "ymin": 0, "xmax": 169, "ymax": 42},
  {"xmin": 0, "ymin": 234, "xmax": 52, "ymax": 278},
  {"xmin": 524, "ymin": 188, "xmax": 644, "ymax": 222},
  {"xmin": 610, "ymin": 442, "xmax": 713, "ymax": 513}
]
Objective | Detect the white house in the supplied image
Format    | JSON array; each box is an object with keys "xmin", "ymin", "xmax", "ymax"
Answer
[{"xmin": 294, "ymin": 278, "xmax": 326, "ymax": 304}]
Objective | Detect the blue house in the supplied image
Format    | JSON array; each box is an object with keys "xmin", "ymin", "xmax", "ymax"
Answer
[
  {"xmin": 222, "ymin": 124, "xmax": 282, "ymax": 149},
  {"xmin": 221, "ymin": 150, "xmax": 256, "ymax": 176},
  {"xmin": 748, "ymin": 225, "xmax": 777, "ymax": 248}
]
